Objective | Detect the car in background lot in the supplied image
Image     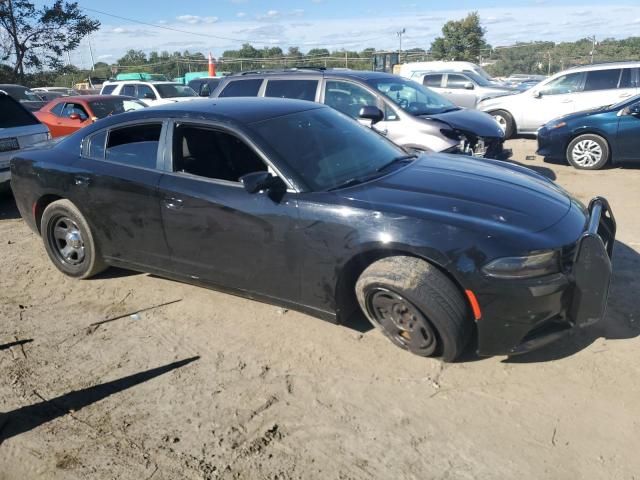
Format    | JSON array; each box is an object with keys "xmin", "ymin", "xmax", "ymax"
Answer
[
  {"xmin": 398, "ymin": 61, "xmax": 502, "ymax": 85},
  {"xmin": 33, "ymin": 87, "xmax": 80, "ymax": 96},
  {"xmin": 188, "ymin": 77, "xmax": 221, "ymax": 97},
  {"xmin": 211, "ymin": 69, "xmax": 506, "ymax": 158},
  {"xmin": 0, "ymin": 84, "xmax": 47, "ymax": 111},
  {"xmin": 100, "ymin": 80, "xmax": 198, "ymax": 106},
  {"xmin": 537, "ymin": 94, "xmax": 640, "ymax": 170},
  {"xmin": 419, "ymin": 71, "xmax": 516, "ymax": 108},
  {"xmin": 10, "ymin": 98, "xmax": 617, "ymax": 361},
  {"xmin": 34, "ymin": 95, "xmax": 147, "ymax": 138},
  {"xmin": 0, "ymin": 92, "xmax": 50, "ymax": 191},
  {"xmin": 478, "ymin": 62, "xmax": 640, "ymax": 138}
]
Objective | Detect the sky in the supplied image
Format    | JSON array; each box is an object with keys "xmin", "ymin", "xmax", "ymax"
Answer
[{"xmin": 48, "ymin": 0, "xmax": 640, "ymax": 68}]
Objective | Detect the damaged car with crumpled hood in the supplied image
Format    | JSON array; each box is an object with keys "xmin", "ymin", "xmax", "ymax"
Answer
[{"xmin": 210, "ymin": 69, "xmax": 508, "ymax": 159}]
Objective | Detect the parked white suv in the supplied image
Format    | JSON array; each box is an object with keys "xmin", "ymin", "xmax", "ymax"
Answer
[
  {"xmin": 100, "ymin": 81, "xmax": 198, "ymax": 106},
  {"xmin": 477, "ymin": 62, "xmax": 640, "ymax": 137}
]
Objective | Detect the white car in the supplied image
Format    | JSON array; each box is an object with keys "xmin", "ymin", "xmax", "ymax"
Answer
[
  {"xmin": 100, "ymin": 81, "xmax": 199, "ymax": 106},
  {"xmin": 477, "ymin": 62, "xmax": 640, "ymax": 137}
]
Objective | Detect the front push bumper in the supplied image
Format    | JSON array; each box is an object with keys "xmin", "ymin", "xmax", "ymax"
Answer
[{"xmin": 476, "ymin": 197, "xmax": 616, "ymax": 356}]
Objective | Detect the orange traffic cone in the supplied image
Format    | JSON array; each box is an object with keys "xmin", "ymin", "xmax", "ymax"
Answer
[{"xmin": 208, "ymin": 52, "xmax": 216, "ymax": 77}]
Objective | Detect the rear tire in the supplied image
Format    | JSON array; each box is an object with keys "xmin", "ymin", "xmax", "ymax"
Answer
[
  {"xmin": 566, "ymin": 134, "xmax": 609, "ymax": 170},
  {"xmin": 355, "ymin": 256, "xmax": 472, "ymax": 362},
  {"xmin": 490, "ymin": 109, "xmax": 515, "ymax": 139},
  {"xmin": 41, "ymin": 199, "xmax": 106, "ymax": 279}
]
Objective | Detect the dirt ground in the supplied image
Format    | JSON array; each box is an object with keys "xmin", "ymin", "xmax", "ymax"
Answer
[{"xmin": 1, "ymin": 139, "xmax": 639, "ymax": 480}]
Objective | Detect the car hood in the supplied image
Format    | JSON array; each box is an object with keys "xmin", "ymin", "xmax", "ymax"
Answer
[
  {"xmin": 419, "ymin": 108, "xmax": 505, "ymax": 138},
  {"xmin": 545, "ymin": 105, "xmax": 616, "ymax": 126},
  {"xmin": 341, "ymin": 154, "xmax": 571, "ymax": 236}
]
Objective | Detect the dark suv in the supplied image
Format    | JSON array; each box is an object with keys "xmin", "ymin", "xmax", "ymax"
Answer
[{"xmin": 210, "ymin": 68, "xmax": 506, "ymax": 158}]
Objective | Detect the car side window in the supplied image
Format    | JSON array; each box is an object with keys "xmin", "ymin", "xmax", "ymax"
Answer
[
  {"xmin": 265, "ymin": 80, "xmax": 319, "ymax": 101},
  {"xmin": 85, "ymin": 130, "xmax": 107, "ymax": 159},
  {"xmin": 218, "ymin": 79, "xmax": 263, "ymax": 97},
  {"xmin": 324, "ymin": 80, "xmax": 378, "ymax": 119},
  {"xmin": 62, "ymin": 103, "xmax": 89, "ymax": 120},
  {"xmin": 446, "ymin": 74, "xmax": 470, "ymax": 89},
  {"xmin": 422, "ymin": 74, "xmax": 443, "ymax": 87},
  {"xmin": 105, "ymin": 123, "xmax": 162, "ymax": 169},
  {"xmin": 50, "ymin": 102, "xmax": 65, "ymax": 116},
  {"xmin": 540, "ymin": 72, "xmax": 584, "ymax": 95},
  {"xmin": 122, "ymin": 84, "xmax": 136, "ymax": 97},
  {"xmin": 199, "ymin": 82, "xmax": 210, "ymax": 96},
  {"xmin": 102, "ymin": 84, "xmax": 117, "ymax": 95},
  {"xmin": 172, "ymin": 124, "xmax": 267, "ymax": 183},
  {"xmin": 136, "ymin": 84, "xmax": 156, "ymax": 100},
  {"xmin": 584, "ymin": 69, "xmax": 622, "ymax": 92}
]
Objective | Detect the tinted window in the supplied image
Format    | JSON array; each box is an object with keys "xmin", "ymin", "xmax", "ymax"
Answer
[
  {"xmin": 0, "ymin": 95, "xmax": 39, "ymax": 128},
  {"xmin": 102, "ymin": 84, "xmax": 117, "ymax": 95},
  {"xmin": 250, "ymin": 107, "xmax": 405, "ymax": 191},
  {"xmin": 86, "ymin": 130, "xmax": 107, "ymax": 159},
  {"xmin": 88, "ymin": 98, "xmax": 146, "ymax": 118},
  {"xmin": 446, "ymin": 74, "xmax": 470, "ymax": 89},
  {"xmin": 50, "ymin": 102, "xmax": 65, "ymax": 116},
  {"xmin": 540, "ymin": 72, "xmax": 584, "ymax": 95},
  {"xmin": 136, "ymin": 84, "xmax": 156, "ymax": 100},
  {"xmin": 324, "ymin": 80, "xmax": 378, "ymax": 119},
  {"xmin": 584, "ymin": 69, "xmax": 621, "ymax": 91},
  {"xmin": 155, "ymin": 84, "xmax": 196, "ymax": 98},
  {"xmin": 218, "ymin": 79, "xmax": 263, "ymax": 98},
  {"xmin": 422, "ymin": 74, "xmax": 443, "ymax": 87},
  {"xmin": 173, "ymin": 124, "xmax": 266, "ymax": 182},
  {"xmin": 105, "ymin": 123, "xmax": 161, "ymax": 168},
  {"xmin": 367, "ymin": 77, "xmax": 457, "ymax": 115},
  {"xmin": 62, "ymin": 103, "xmax": 89, "ymax": 120},
  {"xmin": 265, "ymin": 80, "xmax": 318, "ymax": 101},
  {"xmin": 122, "ymin": 85, "xmax": 136, "ymax": 96}
]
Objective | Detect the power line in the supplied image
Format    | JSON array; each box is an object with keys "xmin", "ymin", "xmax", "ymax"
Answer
[{"xmin": 79, "ymin": 5, "xmax": 390, "ymax": 48}]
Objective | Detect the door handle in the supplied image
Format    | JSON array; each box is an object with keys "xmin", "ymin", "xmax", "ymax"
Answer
[
  {"xmin": 619, "ymin": 93, "xmax": 632, "ymax": 98},
  {"xmin": 74, "ymin": 175, "xmax": 91, "ymax": 186},
  {"xmin": 163, "ymin": 197, "xmax": 183, "ymax": 210}
]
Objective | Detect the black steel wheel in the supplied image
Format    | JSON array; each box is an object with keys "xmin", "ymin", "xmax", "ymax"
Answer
[
  {"xmin": 41, "ymin": 199, "xmax": 106, "ymax": 279},
  {"xmin": 355, "ymin": 256, "xmax": 472, "ymax": 361}
]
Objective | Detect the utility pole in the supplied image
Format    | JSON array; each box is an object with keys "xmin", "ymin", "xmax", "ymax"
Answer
[
  {"xmin": 345, "ymin": 51, "xmax": 348, "ymax": 68},
  {"xmin": 87, "ymin": 36, "xmax": 96, "ymax": 71},
  {"xmin": 397, "ymin": 28, "xmax": 406, "ymax": 63},
  {"xmin": 589, "ymin": 35, "xmax": 596, "ymax": 64}
]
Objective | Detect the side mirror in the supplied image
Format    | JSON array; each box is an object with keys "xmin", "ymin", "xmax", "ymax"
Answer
[
  {"xmin": 144, "ymin": 92, "xmax": 156, "ymax": 100},
  {"xmin": 629, "ymin": 104, "xmax": 640, "ymax": 116},
  {"xmin": 533, "ymin": 90, "xmax": 543, "ymax": 99},
  {"xmin": 463, "ymin": 82, "xmax": 475, "ymax": 90},
  {"xmin": 240, "ymin": 171, "xmax": 284, "ymax": 194},
  {"xmin": 69, "ymin": 113, "xmax": 81, "ymax": 120},
  {"xmin": 359, "ymin": 106, "xmax": 384, "ymax": 126}
]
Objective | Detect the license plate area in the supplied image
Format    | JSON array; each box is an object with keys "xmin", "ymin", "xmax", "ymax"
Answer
[{"xmin": 0, "ymin": 137, "xmax": 19, "ymax": 153}]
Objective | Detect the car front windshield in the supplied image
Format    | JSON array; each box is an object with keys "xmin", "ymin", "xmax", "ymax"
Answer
[
  {"xmin": 155, "ymin": 84, "xmax": 197, "ymax": 98},
  {"xmin": 366, "ymin": 78, "xmax": 458, "ymax": 116},
  {"xmin": 250, "ymin": 107, "xmax": 408, "ymax": 191},
  {"xmin": 89, "ymin": 98, "xmax": 147, "ymax": 118}
]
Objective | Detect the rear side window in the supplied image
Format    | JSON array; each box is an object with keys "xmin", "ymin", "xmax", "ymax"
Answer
[
  {"xmin": 218, "ymin": 79, "xmax": 262, "ymax": 97},
  {"xmin": 422, "ymin": 74, "xmax": 442, "ymax": 87},
  {"xmin": 0, "ymin": 95, "xmax": 40, "ymax": 128},
  {"xmin": 584, "ymin": 69, "xmax": 622, "ymax": 91},
  {"xmin": 265, "ymin": 80, "xmax": 318, "ymax": 101},
  {"xmin": 618, "ymin": 68, "xmax": 638, "ymax": 88},
  {"xmin": 122, "ymin": 85, "xmax": 136, "ymax": 96},
  {"xmin": 105, "ymin": 123, "xmax": 162, "ymax": 169},
  {"xmin": 102, "ymin": 84, "xmax": 117, "ymax": 95},
  {"xmin": 86, "ymin": 130, "xmax": 107, "ymax": 159},
  {"xmin": 136, "ymin": 84, "xmax": 156, "ymax": 100}
]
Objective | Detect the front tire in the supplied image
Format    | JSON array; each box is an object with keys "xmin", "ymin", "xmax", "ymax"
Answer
[
  {"xmin": 490, "ymin": 109, "xmax": 515, "ymax": 139},
  {"xmin": 566, "ymin": 134, "xmax": 609, "ymax": 170},
  {"xmin": 355, "ymin": 256, "xmax": 472, "ymax": 362},
  {"xmin": 41, "ymin": 199, "xmax": 106, "ymax": 279}
]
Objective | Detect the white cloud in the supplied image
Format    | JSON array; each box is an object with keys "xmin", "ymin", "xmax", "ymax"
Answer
[
  {"xmin": 257, "ymin": 10, "xmax": 280, "ymax": 20},
  {"xmin": 176, "ymin": 14, "xmax": 218, "ymax": 25},
  {"xmin": 237, "ymin": 12, "xmax": 246, "ymax": 18}
]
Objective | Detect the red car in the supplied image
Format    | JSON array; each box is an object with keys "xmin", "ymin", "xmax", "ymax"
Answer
[{"xmin": 34, "ymin": 95, "xmax": 146, "ymax": 137}]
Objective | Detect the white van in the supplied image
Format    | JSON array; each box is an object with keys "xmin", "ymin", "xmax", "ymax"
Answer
[
  {"xmin": 477, "ymin": 61, "xmax": 640, "ymax": 137},
  {"xmin": 397, "ymin": 61, "xmax": 499, "ymax": 83}
]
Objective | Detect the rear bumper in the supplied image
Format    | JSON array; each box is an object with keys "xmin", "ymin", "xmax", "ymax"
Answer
[{"xmin": 475, "ymin": 197, "xmax": 616, "ymax": 356}]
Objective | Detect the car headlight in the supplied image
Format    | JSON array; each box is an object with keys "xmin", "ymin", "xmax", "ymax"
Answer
[{"xmin": 482, "ymin": 251, "xmax": 560, "ymax": 279}]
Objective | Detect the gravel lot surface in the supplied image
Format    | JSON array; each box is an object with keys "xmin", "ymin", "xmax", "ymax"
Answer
[{"xmin": 1, "ymin": 139, "xmax": 639, "ymax": 479}]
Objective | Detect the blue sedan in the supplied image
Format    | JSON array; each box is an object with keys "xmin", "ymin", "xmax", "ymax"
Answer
[{"xmin": 537, "ymin": 95, "xmax": 640, "ymax": 170}]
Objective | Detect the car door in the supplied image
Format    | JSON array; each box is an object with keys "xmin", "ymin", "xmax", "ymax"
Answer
[
  {"xmin": 522, "ymin": 72, "xmax": 584, "ymax": 131},
  {"xmin": 616, "ymin": 99, "xmax": 640, "ymax": 161},
  {"xmin": 72, "ymin": 121, "xmax": 171, "ymax": 270},
  {"xmin": 442, "ymin": 73, "xmax": 476, "ymax": 108},
  {"xmin": 55, "ymin": 102, "xmax": 92, "ymax": 136},
  {"xmin": 157, "ymin": 121, "xmax": 300, "ymax": 301},
  {"xmin": 421, "ymin": 73, "xmax": 446, "ymax": 95}
]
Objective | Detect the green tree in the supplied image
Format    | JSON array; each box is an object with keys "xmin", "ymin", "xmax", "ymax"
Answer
[
  {"xmin": 117, "ymin": 49, "xmax": 147, "ymax": 66},
  {"xmin": 430, "ymin": 12, "xmax": 488, "ymax": 62},
  {"xmin": 0, "ymin": 0, "xmax": 99, "ymax": 82}
]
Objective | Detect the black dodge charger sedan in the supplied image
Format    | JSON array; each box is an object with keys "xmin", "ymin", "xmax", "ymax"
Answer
[{"xmin": 10, "ymin": 98, "xmax": 616, "ymax": 361}]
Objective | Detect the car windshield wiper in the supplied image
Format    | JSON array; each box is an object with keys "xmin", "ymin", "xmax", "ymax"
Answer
[
  {"xmin": 376, "ymin": 154, "xmax": 418, "ymax": 172},
  {"xmin": 328, "ymin": 177, "xmax": 369, "ymax": 191}
]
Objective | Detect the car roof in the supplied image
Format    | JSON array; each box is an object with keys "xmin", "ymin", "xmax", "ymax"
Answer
[
  {"xmin": 52, "ymin": 95, "xmax": 139, "ymax": 102},
  {"xmin": 0, "ymin": 84, "xmax": 27, "ymax": 90},
  {"xmin": 97, "ymin": 97, "xmax": 324, "ymax": 125},
  {"xmin": 106, "ymin": 80, "xmax": 181, "ymax": 85},
  {"xmin": 565, "ymin": 61, "xmax": 640, "ymax": 72},
  {"xmin": 226, "ymin": 69, "xmax": 400, "ymax": 82}
]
